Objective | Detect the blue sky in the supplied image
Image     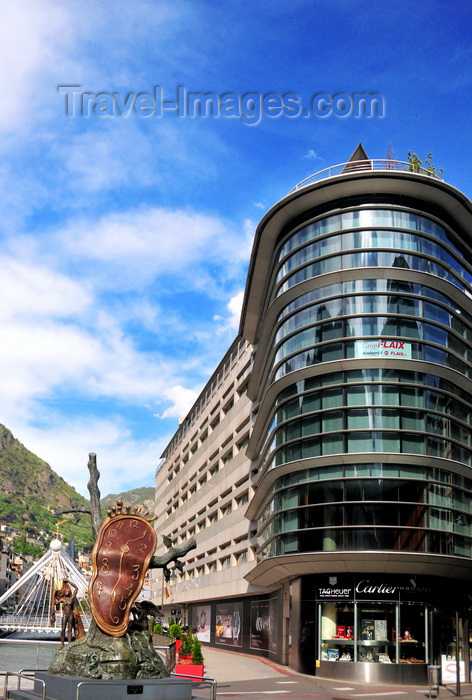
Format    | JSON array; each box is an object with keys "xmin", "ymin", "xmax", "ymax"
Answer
[{"xmin": 1, "ymin": 0, "xmax": 472, "ymax": 497}]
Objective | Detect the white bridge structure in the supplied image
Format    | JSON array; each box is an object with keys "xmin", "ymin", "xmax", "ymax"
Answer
[{"xmin": 0, "ymin": 539, "xmax": 90, "ymax": 636}]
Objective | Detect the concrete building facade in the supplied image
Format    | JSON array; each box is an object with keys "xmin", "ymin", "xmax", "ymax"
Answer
[{"xmin": 155, "ymin": 148, "xmax": 472, "ymax": 683}]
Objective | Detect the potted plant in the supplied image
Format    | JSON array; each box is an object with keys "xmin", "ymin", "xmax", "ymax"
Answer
[
  {"xmin": 169, "ymin": 622, "xmax": 183, "ymax": 655},
  {"xmin": 175, "ymin": 636, "xmax": 204, "ymax": 679},
  {"xmin": 178, "ymin": 630, "xmax": 194, "ymax": 659}
]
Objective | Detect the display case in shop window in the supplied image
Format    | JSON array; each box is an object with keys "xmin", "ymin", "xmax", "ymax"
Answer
[
  {"xmin": 321, "ymin": 602, "xmax": 355, "ymax": 662},
  {"xmin": 320, "ymin": 602, "xmax": 426, "ymax": 667}
]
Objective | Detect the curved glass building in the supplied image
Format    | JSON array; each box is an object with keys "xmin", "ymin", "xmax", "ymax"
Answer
[
  {"xmin": 241, "ymin": 146, "xmax": 472, "ymax": 681},
  {"xmin": 156, "ymin": 147, "xmax": 472, "ymax": 684}
]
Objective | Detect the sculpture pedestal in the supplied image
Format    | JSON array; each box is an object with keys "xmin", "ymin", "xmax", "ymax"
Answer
[{"xmin": 7, "ymin": 671, "xmax": 193, "ymax": 700}]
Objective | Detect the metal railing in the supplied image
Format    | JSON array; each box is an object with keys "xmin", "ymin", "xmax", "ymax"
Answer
[
  {"xmin": 290, "ymin": 159, "xmax": 443, "ymax": 192},
  {"xmin": 2, "ymin": 669, "xmax": 217, "ymax": 700},
  {"xmin": 74, "ymin": 676, "xmax": 217, "ymax": 700},
  {"xmin": 172, "ymin": 671, "xmax": 217, "ymax": 700},
  {"xmin": 2, "ymin": 669, "xmax": 46, "ymax": 700}
]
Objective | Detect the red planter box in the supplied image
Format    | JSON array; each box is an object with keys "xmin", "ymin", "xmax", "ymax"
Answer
[{"xmin": 174, "ymin": 663, "xmax": 204, "ymax": 680}]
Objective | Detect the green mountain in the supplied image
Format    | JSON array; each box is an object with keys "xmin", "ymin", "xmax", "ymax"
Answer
[
  {"xmin": 101, "ymin": 486, "xmax": 155, "ymax": 515},
  {"xmin": 0, "ymin": 424, "xmax": 94, "ymax": 550}
]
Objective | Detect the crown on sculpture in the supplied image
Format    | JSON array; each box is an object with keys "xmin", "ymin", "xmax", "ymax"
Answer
[{"xmin": 106, "ymin": 498, "xmax": 157, "ymax": 522}]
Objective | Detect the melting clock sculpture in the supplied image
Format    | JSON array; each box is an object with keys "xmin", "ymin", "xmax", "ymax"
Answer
[
  {"xmin": 48, "ymin": 499, "xmax": 195, "ymax": 681},
  {"xmin": 89, "ymin": 501, "xmax": 158, "ymax": 637}
]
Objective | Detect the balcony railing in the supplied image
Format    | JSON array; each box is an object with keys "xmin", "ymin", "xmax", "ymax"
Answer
[{"xmin": 290, "ymin": 159, "xmax": 443, "ymax": 192}]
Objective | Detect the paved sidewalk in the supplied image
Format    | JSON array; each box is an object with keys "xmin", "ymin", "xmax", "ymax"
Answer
[
  {"xmin": 2, "ymin": 640, "xmax": 472, "ymax": 700},
  {"xmin": 203, "ymin": 646, "xmax": 291, "ymax": 682},
  {"xmin": 202, "ymin": 646, "xmax": 472, "ymax": 700}
]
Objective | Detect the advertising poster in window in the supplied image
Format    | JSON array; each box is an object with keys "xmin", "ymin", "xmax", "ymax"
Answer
[
  {"xmin": 269, "ymin": 597, "xmax": 278, "ymax": 652},
  {"xmin": 192, "ymin": 605, "xmax": 211, "ymax": 643},
  {"xmin": 215, "ymin": 602, "xmax": 242, "ymax": 647},
  {"xmin": 250, "ymin": 598, "xmax": 278, "ymax": 652}
]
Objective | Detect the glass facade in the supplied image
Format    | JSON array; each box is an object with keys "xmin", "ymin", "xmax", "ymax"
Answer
[
  {"xmin": 256, "ymin": 463, "xmax": 472, "ymax": 559},
  {"xmin": 253, "ymin": 204, "xmax": 472, "ymax": 567},
  {"xmin": 242, "ymin": 170, "xmax": 472, "ymax": 681},
  {"xmin": 276, "ymin": 208, "xmax": 472, "ymax": 294},
  {"xmin": 257, "ymin": 369, "xmax": 472, "ymax": 472}
]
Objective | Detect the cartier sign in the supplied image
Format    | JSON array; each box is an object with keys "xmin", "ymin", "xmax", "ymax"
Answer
[
  {"xmin": 355, "ymin": 580, "xmax": 397, "ymax": 596},
  {"xmin": 315, "ymin": 575, "xmax": 428, "ymax": 601}
]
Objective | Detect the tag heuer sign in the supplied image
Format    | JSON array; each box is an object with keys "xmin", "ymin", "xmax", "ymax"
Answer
[
  {"xmin": 355, "ymin": 339, "xmax": 412, "ymax": 359},
  {"xmin": 318, "ymin": 585, "xmax": 352, "ymax": 598},
  {"xmin": 89, "ymin": 504, "xmax": 157, "ymax": 637}
]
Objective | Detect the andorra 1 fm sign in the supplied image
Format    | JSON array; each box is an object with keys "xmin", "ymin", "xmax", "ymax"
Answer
[{"xmin": 355, "ymin": 339, "xmax": 412, "ymax": 359}]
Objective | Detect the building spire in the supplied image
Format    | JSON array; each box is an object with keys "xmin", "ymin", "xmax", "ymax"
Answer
[{"xmin": 342, "ymin": 142, "xmax": 371, "ymax": 172}]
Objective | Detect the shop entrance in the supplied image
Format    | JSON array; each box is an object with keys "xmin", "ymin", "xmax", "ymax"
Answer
[
  {"xmin": 296, "ymin": 573, "xmax": 472, "ymax": 684},
  {"xmin": 433, "ymin": 611, "xmax": 469, "ymax": 686}
]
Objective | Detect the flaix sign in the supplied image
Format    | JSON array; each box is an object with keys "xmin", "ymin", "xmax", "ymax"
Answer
[{"xmin": 355, "ymin": 339, "xmax": 412, "ymax": 359}]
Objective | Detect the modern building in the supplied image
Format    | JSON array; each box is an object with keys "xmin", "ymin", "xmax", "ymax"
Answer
[{"xmin": 155, "ymin": 146, "xmax": 472, "ymax": 683}]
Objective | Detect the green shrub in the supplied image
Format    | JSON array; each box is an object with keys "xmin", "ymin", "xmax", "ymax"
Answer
[
  {"xmin": 192, "ymin": 638, "xmax": 204, "ymax": 665},
  {"xmin": 150, "ymin": 620, "xmax": 162, "ymax": 634},
  {"xmin": 179, "ymin": 631, "xmax": 194, "ymax": 657},
  {"xmin": 168, "ymin": 623, "xmax": 182, "ymax": 640}
]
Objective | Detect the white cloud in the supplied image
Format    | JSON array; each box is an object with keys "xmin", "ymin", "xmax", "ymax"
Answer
[
  {"xmin": 0, "ymin": 0, "xmax": 258, "ymax": 497},
  {"xmin": 61, "ymin": 208, "xmax": 221, "ymax": 262},
  {"xmin": 54, "ymin": 207, "xmax": 252, "ymax": 294},
  {"xmin": 157, "ymin": 385, "xmax": 200, "ymax": 420},
  {"xmin": 0, "ymin": 257, "xmax": 91, "ymax": 320},
  {"xmin": 0, "ymin": 1, "xmax": 71, "ymax": 132},
  {"xmin": 227, "ymin": 291, "xmax": 244, "ymax": 331},
  {"xmin": 303, "ymin": 149, "xmax": 324, "ymax": 162},
  {"xmin": 12, "ymin": 416, "xmax": 167, "ymax": 498}
]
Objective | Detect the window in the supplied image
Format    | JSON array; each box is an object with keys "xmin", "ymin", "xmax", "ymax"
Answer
[
  {"xmin": 235, "ymin": 550, "xmax": 248, "ymax": 564},
  {"xmin": 236, "ymin": 492, "xmax": 249, "ymax": 508},
  {"xmin": 237, "ymin": 435, "xmax": 250, "ymax": 451},
  {"xmin": 222, "ymin": 450, "xmax": 233, "ymax": 465},
  {"xmin": 223, "ymin": 398, "xmax": 234, "ymax": 414}
]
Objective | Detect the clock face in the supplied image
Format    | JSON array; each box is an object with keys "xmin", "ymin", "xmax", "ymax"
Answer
[{"xmin": 89, "ymin": 513, "xmax": 157, "ymax": 636}]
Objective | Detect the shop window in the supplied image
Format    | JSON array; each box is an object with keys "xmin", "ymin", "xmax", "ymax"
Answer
[
  {"xmin": 358, "ymin": 602, "xmax": 397, "ymax": 663},
  {"xmin": 398, "ymin": 602, "xmax": 426, "ymax": 664},
  {"xmin": 321, "ymin": 602, "xmax": 355, "ymax": 662}
]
